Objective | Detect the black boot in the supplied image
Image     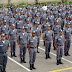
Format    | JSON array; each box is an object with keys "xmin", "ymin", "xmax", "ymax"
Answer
[
  {"xmin": 11, "ymin": 52, "xmax": 13, "ymax": 57},
  {"xmin": 3, "ymin": 68, "xmax": 6, "ymax": 72},
  {"xmin": 57, "ymin": 60, "xmax": 59, "ymax": 65},
  {"xmin": 67, "ymin": 51, "xmax": 70, "ymax": 56},
  {"xmin": 48, "ymin": 54, "xmax": 51, "ymax": 59},
  {"xmin": 20, "ymin": 58, "xmax": 23, "ymax": 63},
  {"xmin": 30, "ymin": 64, "xmax": 32, "ymax": 70},
  {"xmin": 59, "ymin": 59, "xmax": 63, "ymax": 64},
  {"xmin": 53, "ymin": 46, "xmax": 56, "ymax": 50},
  {"xmin": 23, "ymin": 58, "xmax": 26, "ymax": 63},
  {"xmin": 44, "ymin": 41, "xmax": 45, "ymax": 46},
  {"xmin": 37, "ymin": 48, "xmax": 40, "ymax": 53},
  {"xmin": 32, "ymin": 64, "xmax": 36, "ymax": 69},
  {"xmin": 64, "ymin": 53, "xmax": 67, "ymax": 56},
  {"xmin": 13, "ymin": 52, "xmax": 17, "ymax": 57},
  {"xmin": 45, "ymin": 54, "xmax": 48, "ymax": 59},
  {"xmin": 0, "ymin": 69, "xmax": 3, "ymax": 72}
]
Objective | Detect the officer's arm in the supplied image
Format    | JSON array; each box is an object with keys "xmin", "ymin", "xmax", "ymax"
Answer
[
  {"xmin": 7, "ymin": 47, "xmax": 9, "ymax": 52},
  {"xmin": 27, "ymin": 44, "xmax": 30, "ymax": 54},
  {"xmin": 55, "ymin": 42, "xmax": 58, "ymax": 50}
]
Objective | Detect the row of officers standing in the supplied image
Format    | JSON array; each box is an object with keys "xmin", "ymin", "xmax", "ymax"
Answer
[{"xmin": 0, "ymin": 2, "xmax": 72, "ymax": 72}]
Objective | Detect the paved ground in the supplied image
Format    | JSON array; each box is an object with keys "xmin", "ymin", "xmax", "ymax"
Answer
[{"xmin": 6, "ymin": 35, "xmax": 72, "ymax": 72}]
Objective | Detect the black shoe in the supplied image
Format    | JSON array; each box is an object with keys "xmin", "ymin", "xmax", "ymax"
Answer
[
  {"xmin": 53, "ymin": 47, "xmax": 56, "ymax": 50},
  {"xmin": 13, "ymin": 52, "xmax": 17, "ymax": 57},
  {"xmin": 32, "ymin": 64, "xmax": 36, "ymax": 69},
  {"xmin": 20, "ymin": 58, "xmax": 23, "ymax": 63},
  {"xmin": 3, "ymin": 68, "xmax": 6, "ymax": 72},
  {"xmin": 30, "ymin": 64, "xmax": 32, "ymax": 70},
  {"xmin": 37, "ymin": 51, "xmax": 40, "ymax": 53},
  {"xmin": 57, "ymin": 60, "xmax": 59, "ymax": 65},
  {"xmin": 59, "ymin": 59, "xmax": 63, "ymax": 64},
  {"xmin": 48, "ymin": 54, "xmax": 51, "ymax": 59},
  {"xmin": 0, "ymin": 69, "xmax": 3, "ymax": 72},
  {"xmin": 11, "ymin": 52, "xmax": 13, "ymax": 57},
  {"xmin": 67, "ymin": 52, "xmax": 70, "ymax": 56},
  {"xmin": 23, "ymin": 59, "xmax": 26, "ymax": 63},
  {"xmin": 64, "ymin": 53, "xmax": 67, "ymax": 56},
  {"xmin": 45, "ymin": 54, "xmax": 48, "ymax": 59}
]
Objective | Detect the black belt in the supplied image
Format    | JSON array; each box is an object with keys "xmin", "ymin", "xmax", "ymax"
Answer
[
  {"xmin": 30, "ymin": 47, "xmax": 36, "ymax": 49},
  {"xmin": 58, "ymin": 45, "xmax": 63, "ymax": 46},
  {"xmin": 0, "ymin": 52, "xmax": 6, "ymax": 54}
]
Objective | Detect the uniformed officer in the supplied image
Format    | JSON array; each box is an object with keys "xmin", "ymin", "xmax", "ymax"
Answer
[
  {"xmin": 63, "ymin": 22, "xmax": 71, "ymax": 56},
  {"xmin": 27, "ymin": 30, "xmax": 37, "ymax": 70},
  {"xmin": 55, "ymin": 29, "xmax": 65, "ymax": 65},
  {"xmin": 32, "ymin": 21, "xmax": 41, "ymax": 53},
  {"xmin": 52, "ymin": 20, "xmax": 60, "ymax": 50},
  {"xmin": 9, "ymin": 24, "xmax": 17, "ymax": 57},
  {"xmin": 43, "ymin": 24, "xmax": 54, "ymax": 59},
  {"xmin": 1, "ymin": 20, "xmax": 9, "ymax": 40},
  {"xmin": 0, "ymin": 34, "xmax": 9, "ymax": 72},
  {"xmin": 17, "ymin": 26, "xmax": 28, "ymax": 63}
]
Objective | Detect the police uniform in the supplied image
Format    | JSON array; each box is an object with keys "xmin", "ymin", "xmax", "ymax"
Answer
[
  {"xmin": 28, "ymin": 30, "xmax": 37, "ymax": 70},
  {"xmin": 63, "ymin": 22, "xmax": 71, "ymax": 56},
  {"xmin": 43, "ymin": 24, "xmax": 54, "ymax": 59},
  {"xmin": 55, "ymin": 30, "xmax": 64, "ymax": 65},
  {"xmin": 18, "ymin": 27, "xmax": 28, "ymax": 63},
  {"xmin": 0, "ymin": 34, "xmax": 9, "ymax": 72},
  {"xmin": 9, "ymin": 24, "xmax": 17, "ymax": 57},
  {"xmin": 32, "ymin": 22, "xmax": 41, "ymax": 53}
]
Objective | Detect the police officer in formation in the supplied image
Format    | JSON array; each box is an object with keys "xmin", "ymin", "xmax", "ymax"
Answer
[
  {"xmin": 27, "ymin": 30, "xmax": 37, "ymax": 70},
  {"xmin": 0, "ymin": 34, "xmax": 9, "ymax": 72},
  {"xmin": 17, "ymin": 26, "xmax": 28, "ymax": 63},
  {"xmin": 55, "ymin": 29, "xmax": 65, "ymax": 65},
  {"xmin": 43, "ymin": 24, "xmax": 54, "ymax": 59},
  {"xmin": 0, "ymin": 2, "xmax": 72, "ymax": 71}
]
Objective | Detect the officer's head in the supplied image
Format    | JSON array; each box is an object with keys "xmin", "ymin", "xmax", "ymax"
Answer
[
  {"xmin": 45, "ymin": 3, "xmax": 47, "ymax": 6},
  {"xmin": 59, "ymin": 29, "xmax": 63, "ymax": 36},
  {"xmin": 36, "ymin": 22, "xmax": 39, "ymax": 27},
  {"xmin": 54, "ymin": 20, "xmax": 58, "ymax": 25},
  {"xmin": 32, "ymin": 30, "xmax": 36, "ymax": 37},
  {"xmin": 27, "ymin": 12, "xmax": 30, "ymax": 17},
  {"xmin": 4, "ymin": 12, "xmax": 7, "ymax": 16},
  {"xmin": 10, "ymin": 13, "xmax": 13, "ymax": 18},
  {"xmin": 8, "ymin": 8, "xmax": 11, "ymax": 11},
  {"xmin": 47, "ymin": 24, "xmax": 51, "ymax": 31},
  {"xmin": 62, "ymin": 9, "xmax": 65, "ymax": 12},
  {"xmin": 1, "ymin": 34, "xmax": 5, "ymax": 41},
  {"xmin": 22, "ymin": 5, "xmax": 25, "ymax": 8},
  {"xmin": 45, "ymin": 18, "xmax": 48, "ymax": 23},
  {"xmin": 17, "ymin": 5, "xmax": 19, "ymax": 8},
  {"xmin": 66, "ymin": 22, "xmax": 70, "ymax": 28},
  {"xmin": 37, "ymin": 9, "xmax": 39, "ymax": 12},
  {"xmin": 21, "ymin": 27, "xmax": 25, "ymax": 33},
  {"xmin": 43, "ymin": 10, "xmax": 45, "ymax": 14},
  {"xmin": 47, "ymin": 6, "xmax": 49, "ymax": 9},
  {"xmin": 20, "ymin": 11, "xmax": 23, "ymax": 15},
  {"xmin": 0, "ymin": 10, "xmax": 3, "ymax": 14},
  {"xmin": 50, "ymin": 11, "xmax": 53, "ymax": 15},
  {"xmin": 15, "ymin": 10, "xmax": 18, "ymax": 14},
  {"xmin": 58, "ymin": 13, "xmax": 61, "ymax": 18},
  {"xmin": 26, "ymin": 18, "xmax": 30, "ymax": 24},
  {"xmin": 18, "ymin": 16, "xmax": 21, "ymax": 21},
  {"xmin": 3, "ymin": 20, "xmax": 7, "ymax": 25},
  {"xmin": 12, "ymin": 24, "xmax": 15, "ymax": 30}
]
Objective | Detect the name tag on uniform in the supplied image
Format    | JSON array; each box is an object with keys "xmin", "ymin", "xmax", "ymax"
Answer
[
  {"xmin": 58, "ymin": 39, "xmax": 61, "ymax": 40},
  {"xmin": 30, "ymin": 41, "xmax": 33, "ymax": 42},
  {"xmin": 0, "ymin": 45, "xmax": 3, "ymax": 46}
]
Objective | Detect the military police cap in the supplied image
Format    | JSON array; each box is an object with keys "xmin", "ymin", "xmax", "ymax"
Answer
[
  {"xmin": 18, "ymin": 16, "xmax": 22, "ymax": 19},
  {"xmin": 45, "ymin": 17, "xmax": 48, "ymax": 20},
  {"xmin": 3, "ymin": 20, "xmax": 6, "ymax": 23},
  {"xmin": 8, "ymin": 8, "xmax": 10, "ymax": 9},
  {"xmin": 58, "ymin": 13, "xmax": 61, "ymax": 16},
  {"xmin": 36, "ymin": 21, "xmax": 39, "ymax": 25},
  {"xmin": 32, "ymin": 30, "xmax": 36, "ymax": 34},
  {"xmin": 37, "ymin": 9, "xmax": 39, "ymax": 11},
  {"xmin": 50, "ymin": 11, "xmax": 53, "ymax": 13},
  {"xmin": 27, "ymin": 12, "xmax": 30, "ymax": 15},
  {"xmin": 66, "ymin": 22, "xmax": 70, "ymax": 25},
  {"xmin": 59, "ymin": 29, "xmax": 62, "ymax": 32},
  {"xmin": 47, "ymin": 24, "xmax": 51, "ymax": 27},
  {"xmin": 11, "ymin": 24, "xmax": 15, "ymax": 27},
  {"xmin": 21, "ymin": 26, "xmax": 25, "ymax": 29},
  {"xmin": 20, "ymin": 10, "xmax": 23, "ymax": 13},
  {"xmin": 15, "ymin": 9, "xmax": 18, "ymax": 12},
  {"xmin": 22, "ymin": 5, "xmax": 25, "ymax": 7},
  {"xmin": 1, "ymin": 33, "xmax": 5, "ymax": 37},
  {"xmin": 26, "ymin": 18, "xmax": 29, "ymax": 22},
  {"xmin": 0, "ymin": 10, "xmax": 3, "ymax": 13},
  {"xmin": 47, "ymin": 5, "xmax": 49, "ymax": 8}
]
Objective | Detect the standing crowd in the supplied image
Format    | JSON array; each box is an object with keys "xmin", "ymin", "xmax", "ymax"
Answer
[{"xmin": 0, "ymin": 2, "xmax": 72, "ymax": 72}]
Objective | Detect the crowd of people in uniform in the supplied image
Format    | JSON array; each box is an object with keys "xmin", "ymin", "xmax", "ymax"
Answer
[{"xmin": 0, "ymin": 2, "xmax": 72, "ymax": 72}]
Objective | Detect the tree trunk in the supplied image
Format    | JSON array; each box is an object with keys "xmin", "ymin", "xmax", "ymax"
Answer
[{"xmin": 8, "ymin": 0, "xmax": 11, "ymax": 5}]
